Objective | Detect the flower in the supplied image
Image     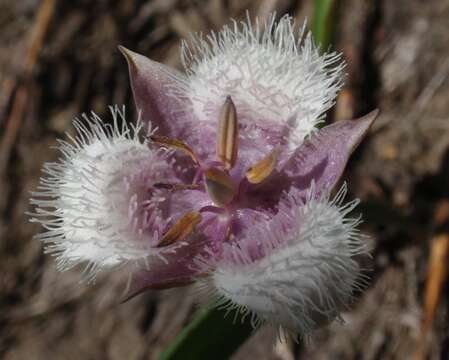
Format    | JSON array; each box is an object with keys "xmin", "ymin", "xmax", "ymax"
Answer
[{"xmin": 30, "ymin": 14, "xmax": 378, "ymax": 335}]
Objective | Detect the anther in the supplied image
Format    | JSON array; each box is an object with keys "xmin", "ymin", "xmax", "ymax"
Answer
[
  {"xmin": 150, "ymin": 135, "xmax": 199, "ymax": 164},
  {"xmin": 245, "ymin": 149, "xmax": 279, "ymax": 184},
  {"xmin": 157, "ymin": 211, "xmax": 202, "ymax": 247},
  {"xmin": 217, "ymin": 96, "xmax": 239, "ymax": 170},
  {"xmin": 204, "ymin": 168, "xmax": 236, "ymax": 207}
]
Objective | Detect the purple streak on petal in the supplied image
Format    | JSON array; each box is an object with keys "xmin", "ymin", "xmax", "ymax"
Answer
[
  {"xmin": 283, "ymin": 109, "xmax": 379, "ymax": 199},
  {"xmin": 121, "ymin": 234, "xmax": 208, "ymax": 302},
  {"xmin": 200, "ymin": 212, "xmax": 231, "ymax": 252},
  {"xmin": 119, "ymin": 46, "xmax": 189, "ymax": 138},
  {"xmin": 121, "ymin": 206, "xmax": 228, "ymax": 302},
  {"xmin": 160, "ymin": 189, "xmax": 211, "ymax": 219},
  {"xmin": 223, "ymin": 209, "xmax": 273, "ymax": 263}
]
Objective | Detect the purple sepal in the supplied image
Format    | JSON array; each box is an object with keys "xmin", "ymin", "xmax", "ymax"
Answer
[
  {"xmin": 121, "ymin": 235, "xmax": 207, "ymax": 302},
  {"xmin": 248, "ymin": 110, "xmax": 379, "ymax": 206},
  {"xmin": 119, "ymin": 46, "xmax": 189, "ymax": 138},
  {"xmin": 283, "ymin": 110, "xmax": 379, "ymax": 198}
]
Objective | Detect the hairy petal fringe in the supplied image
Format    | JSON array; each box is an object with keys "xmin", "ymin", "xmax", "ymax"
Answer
[
  {"xmin": 182, "ymin": 14, "xmax": 345, "ymax": 148},
  {"xmin": 196, "ymin": 183, "xmax": 371, "ymax": 336},
  {"xmin": 29, "ymin": 105, "xmax": 190, "ymax": 281}
]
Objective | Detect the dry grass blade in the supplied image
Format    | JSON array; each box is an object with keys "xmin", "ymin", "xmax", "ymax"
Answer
[
  {"xmin": 414, "ymin": 201, "xmax": 449, "ymax": 360},
  {"xmin": 0, "ymin": 0, "xmax": 56, "ymax": 173}
]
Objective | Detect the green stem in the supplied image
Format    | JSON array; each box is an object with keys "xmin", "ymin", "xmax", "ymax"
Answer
[{"xmin": 158, "ymin": 306, "xmax": 254, "ymax": 360}]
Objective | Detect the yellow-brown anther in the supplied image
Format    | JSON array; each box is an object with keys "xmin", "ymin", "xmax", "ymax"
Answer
[
  {"xmin": 150, "ymin": 135, "xmax": 199, "ymax": 164},
  {"xmin": 204, "ymin": 168, "xmax": 236, "ymax": 207},
  {"xmin": 157, "ymin": 211, "xmax": 202, "ymax": 247},
  {"xmin": 245, "ymin": 149, "xmax": 279, "ymax": 184},
  {"xmin": 217, "ymin": 96, "xmax": 239, "ymax": 170}
]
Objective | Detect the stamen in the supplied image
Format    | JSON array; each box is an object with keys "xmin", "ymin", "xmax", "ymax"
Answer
[
  {"xmin": 154, "ymin": 183, "xmax": 202, "ymax": 191},
  {"xmin": 245, "ymin": 149, "xmax": 279, "ymax": 184},
  {"xmin": 204, "ymin": 168, "xmax": 236, "ymax": 207},
  {"xmin": 217, "ymin": 96, "xmax": 239, "ymax": 170},
  {"xmin": 157, "ymin": 211, "xmax": 202, "ymax": 247},
  {"xmin": 150, "ymin": 135, "xmax": 199, "ymax": 164}
]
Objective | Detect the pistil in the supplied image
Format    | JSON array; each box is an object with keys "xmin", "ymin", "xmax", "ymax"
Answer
[{"xmin": 150, "ymin": 96, "xmax": 279, "ymax": 213}]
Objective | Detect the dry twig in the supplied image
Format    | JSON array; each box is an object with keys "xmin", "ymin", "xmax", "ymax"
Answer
[
  {"xmin": 415, "ymin": 201, "xmax": 449, "ymax": 360},
  {"xmin": 0, "ymin": 0, "xmax": 56, "ymax": 173}
]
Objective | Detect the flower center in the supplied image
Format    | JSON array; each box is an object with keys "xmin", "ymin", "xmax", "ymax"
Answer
[{"xmin": 150, "ymin": 96, "xmax": 278, "ymax": 244}]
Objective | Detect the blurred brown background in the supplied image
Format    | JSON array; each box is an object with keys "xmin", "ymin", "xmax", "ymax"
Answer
[{"xmin": 1, "ymin": 0, "xmax": 449, "ymax": 359}]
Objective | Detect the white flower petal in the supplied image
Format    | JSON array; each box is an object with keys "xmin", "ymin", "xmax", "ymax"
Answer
[
  {"xmin": 29, "ymin": 106, "xmax": 179, "ymax": 280},
  {"xmin": 182, "ymin": 14, "xmax": 345, "ymax": 147},
  {"xmin": 198, "ymin": 184, "xmax": 370, "ymax": 336}
]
